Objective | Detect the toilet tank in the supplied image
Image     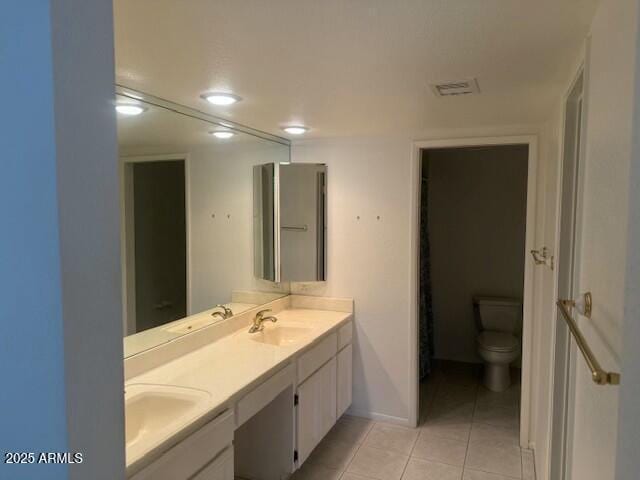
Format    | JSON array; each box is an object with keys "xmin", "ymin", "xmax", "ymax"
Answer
[{"xmin": 473, "ymin": 296, "xmax": 523, "ymax": 334}]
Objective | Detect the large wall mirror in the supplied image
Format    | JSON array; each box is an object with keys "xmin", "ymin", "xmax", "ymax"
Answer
[{"xmin": 117, "ymin": 87, "xmax": 291, "ymax": 357}]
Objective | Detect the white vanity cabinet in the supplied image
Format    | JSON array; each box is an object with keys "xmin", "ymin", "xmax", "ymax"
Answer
[
  {"xmin": 130, "ymin": 410, "xmax": 234, "ymax": 480},
  {"xmin": 336, "ymin": 343, "xmax": 353, "ymax": 417},
  {"xmin": 336, "ymin": 321, "xmax": 353, "ymax": 418},
  {"xmin": 297, "ymin": 356, "xmax": 337, "ymax": 464},
  {"xmin": 191, "ymin": 447, "xmax": 234, "ymax": 480},
  {"xmin": 295, "ymin": 321, "xmax": 353, "ymax": 466},
  {"xmin": 127, "ymin": 314, "xmax": 354, "ymax": 480}
]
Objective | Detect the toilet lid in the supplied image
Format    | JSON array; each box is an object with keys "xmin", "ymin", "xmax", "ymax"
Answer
[{"xmin": 478, "ymin": 331, "xmax": 519, "ymax": 352}]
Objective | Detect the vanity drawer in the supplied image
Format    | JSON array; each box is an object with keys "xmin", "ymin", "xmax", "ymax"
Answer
[
  {"xmin": 337, "ymin": 321, "xmax": 353, "ymax": 350},
  {"xmin": 236, "ymin": 364, "xmax": 295, "ymax": 427},
  {"xmin": 297, "ymin": 333, "xmax": 337, "ymax": 383},
  {"xmin": 191, "ymin": 446, "xmax": 234, "ymax": 480},
  {"xmin": 131, "ymin": 409, "xmax": 234, "ymax": 480}
]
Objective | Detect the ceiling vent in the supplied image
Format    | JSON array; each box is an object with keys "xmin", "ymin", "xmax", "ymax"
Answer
[{"xmin": 430, "ymin": 78, "xmax": 480, "ymax": 97}]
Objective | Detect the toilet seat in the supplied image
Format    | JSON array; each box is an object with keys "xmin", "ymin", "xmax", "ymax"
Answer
[{"xmin": 477, "ymin": 331, "xmax": 519, "ymax": 352}]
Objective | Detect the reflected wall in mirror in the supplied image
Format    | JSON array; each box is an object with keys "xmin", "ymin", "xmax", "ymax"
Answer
[
  {"xmin": 253, "ymin": 163, "xmax": 276, "ymax": 282},
  {"xmin": 117, "ymin": 87, "xmax": 291, "ymax": 357},
  {"xmin": 254, "ymin": 163, "xmax": 327, "ymax": 283}
]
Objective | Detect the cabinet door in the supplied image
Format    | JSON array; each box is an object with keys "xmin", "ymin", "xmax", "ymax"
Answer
[
  {"xmin": 336, "ymin": 344, "xmax": 353, "ymax": 418},
  {"xmin": 297, "ymin": 357, "xmax": 337, "ymax": 464},
  {"xmin": 130, "ymin": 410, "xmax": 234, "ymax": 480},
  {"xmin": 190, "ymin": 447, "xmax": 233, "ymax": 480}
]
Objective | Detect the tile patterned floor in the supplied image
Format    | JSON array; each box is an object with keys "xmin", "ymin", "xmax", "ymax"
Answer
[{"xmin": 292, "ymin": 361, "xmax": 535, "ymax": 480}]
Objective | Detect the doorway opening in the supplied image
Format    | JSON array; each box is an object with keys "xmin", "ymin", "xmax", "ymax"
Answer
[
  {"xmin": 418, "ymin": 143, "xmax": 528, "ymax": 426},
  {"xmin": 410, "ymin": 136, "xmax": 538, "ymax": 459},
  {"xmin": 122, "ymin": 157, "xmax": 188, "ymax": 335},
  {"xmin": 414, "ymin": 141, "xmax": 533, "ymax": 475}
]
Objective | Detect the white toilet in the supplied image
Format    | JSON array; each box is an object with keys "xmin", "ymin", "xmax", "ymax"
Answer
[{"xmin": 473, "ymin": 296, "xmax": 522, "ymax": 392}]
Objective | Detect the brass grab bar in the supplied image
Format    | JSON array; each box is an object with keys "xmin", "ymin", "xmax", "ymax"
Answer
[{"xmin": 556, "ymin": 293, "xmax": 621, "ymax": 385}]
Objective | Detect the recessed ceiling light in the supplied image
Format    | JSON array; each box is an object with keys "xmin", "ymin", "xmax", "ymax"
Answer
[
  {"xmin": 116, "ymin": 104, "xmax": 146, "ymax": 116},
  {"xmin": 201, "ymin": 92, "xmax": 242, "ymax": 106},
  {"xmin": 210, "ymin": 130, "xmax": 235, "ymax": 139},
  {"xmin": 282, "ymin": 126, "xmax": 309, "ymax": 135}
]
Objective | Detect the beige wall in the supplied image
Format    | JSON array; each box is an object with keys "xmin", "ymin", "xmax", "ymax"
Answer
[
  {"xmin": 0, "ymin": 0, "xmax": 125, "ymax": 478},
  {"xmin": 569, "ymin": 1, "xmax": 637, "ymax": 478},
  {"xmin": 291, "ymin": 137, "xmax": 415, "ymax": 423},
  {"xmin": 530, "ymin": 0, "xmax": 640, "ymax": 478},
  {"xmin": 287, "ymin": 6, "xmax": 638, "ymax": 449},
  {"xmin": 291, "ymin": 128, "xmax": 540, "ymax": 424},
  {"xmin": 53, "ymin": 0, "xmax": 126, "ymax": 475},
  {"xmin": 426, "ymin": 146, "xmax": 529, "ymax": 364}
]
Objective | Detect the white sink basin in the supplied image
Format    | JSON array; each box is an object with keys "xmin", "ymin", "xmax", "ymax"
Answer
[
  {"xmin": 125, "ymin": 384, "xmax": 210, "ymax": 462},
  {"xmin": 250, "ymin": 325, "xmax": 312, "ymax": 346}
]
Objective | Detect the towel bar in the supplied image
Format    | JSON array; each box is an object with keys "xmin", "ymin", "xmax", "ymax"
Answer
[
  {"xmin": 556, "ymin": 292, "xmax": 620, "ymax": 385},
  {"xmin": 282, "ymin": 225, "xmax": 308, "ymax": 232}
]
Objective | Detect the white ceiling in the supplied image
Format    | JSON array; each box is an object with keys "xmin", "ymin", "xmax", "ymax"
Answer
[{"xmin": 114, "ymin": 0, "xmax": 599, "ymax": 139}]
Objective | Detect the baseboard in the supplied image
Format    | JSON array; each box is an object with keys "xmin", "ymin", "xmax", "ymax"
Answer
[{"xmin": 346, "ymin": 407, "xmax": 411, "ymax": 427}]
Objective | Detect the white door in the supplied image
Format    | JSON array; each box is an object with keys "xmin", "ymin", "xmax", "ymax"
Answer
[
  {"xmin": 337, "ymin": 345, "xmax": 353, "ymax": 418},
  {"xmin": 296, "ymin": 357, "xmax": 337, "ymax": 464},
  {"xmin": 550, "ymin": 71, "xmax": 584, "ymax": 480}
]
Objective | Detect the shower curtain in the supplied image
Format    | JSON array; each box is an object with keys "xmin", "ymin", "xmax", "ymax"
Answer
[{"xmin": 419, "ymin": 157, "xmax": 435, "ymax": 380}]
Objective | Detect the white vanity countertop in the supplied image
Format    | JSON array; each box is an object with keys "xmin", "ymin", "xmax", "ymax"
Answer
[{"xmin": 125, "ymin": 307, "xmax": 352, "ymax": 476}]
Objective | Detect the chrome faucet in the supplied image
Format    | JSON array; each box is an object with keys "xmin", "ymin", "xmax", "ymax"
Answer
[
  {"xmin": 249, "ymin": 309, "xmax": 278, "ymax": 333},
  {"xmin": 211, "ymin": 304, "xmax": 233, "ymax": 320}
]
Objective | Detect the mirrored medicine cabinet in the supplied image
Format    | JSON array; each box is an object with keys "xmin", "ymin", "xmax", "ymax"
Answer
[{"xmin": 254, "ymin": 163, "xmax": 327, "ymax": 283}]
